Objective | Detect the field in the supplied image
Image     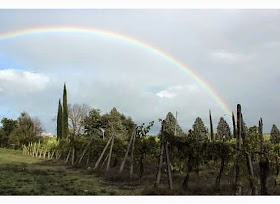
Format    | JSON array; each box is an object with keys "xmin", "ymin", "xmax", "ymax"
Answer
[{"xmin": 0, "ymin": 148, "xmax": 142, "ymax": 195}]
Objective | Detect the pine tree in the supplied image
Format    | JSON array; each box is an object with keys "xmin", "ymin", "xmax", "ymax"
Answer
[
  {"xmin": 270, "ymin": 124, "xmax": 280, "ymax": 144},
  {"xmin": 164, "ymin": 112, "xmax": 184, "ymax": 136},
  {"xmin": 57, "ymin": 99, "xmax": 63, "ymax": 141},
  {"xmin": 217, "ymin": 117, "xmax": 231, "ymax": 141},
  {"xmin": 192, "ymin": 117, "xmax": 208, "ymax": 142},
  {"xmin": 62, "ymin": 83, "xmax": 69, "ymax": 139}
]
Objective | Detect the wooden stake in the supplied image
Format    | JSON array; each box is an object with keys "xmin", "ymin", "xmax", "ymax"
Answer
[
  {"xmin": 165, "ymin": 142, "xmax": 173, "ymax": 189},
  {"xmin": 130, "ymin": 131, "xmax": 136, "ymax": 177},
  {"xmin": 119, "ymin": 126, "xmax": 136, "ymax": 173},
  {"xmin": 65, "ymin": 149, "xmax": 71, "ymax": 163},
  {"xmin": 94, "ymin": 135, "xmax": 113, "ymax": 170},
  {"xmin": 106, "ymin": 134, "xmax": 115, "ymax": 172},
  {"xmin": 154, "ymin": 120, "xmax": 166, "ymax": 188},
  {"xmin": 78, "ymin": 136, "xmax": 93, "ymax": 164}
]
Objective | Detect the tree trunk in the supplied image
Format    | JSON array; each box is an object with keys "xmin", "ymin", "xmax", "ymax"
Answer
[
  {"xmin": 216, "ymin": 157, "xmax": 225, "ymax": 187},
  {"xmin": 139, "ymin": 154, "xmax": 144, "ymax": 183},
  {"xmin": 182, "ymin": 156, "xmax": 192, "ymax": 191},
  {"xmin": 86, "ymin": 151, "xmax": 90, "ymax": 167},
  {"xmin": 245, "ymin": 153, "xmax": 256, "ymax": 195},
  {"xmin": 260, "ymin": 157, "xmax": 269, "ymax": 195}
]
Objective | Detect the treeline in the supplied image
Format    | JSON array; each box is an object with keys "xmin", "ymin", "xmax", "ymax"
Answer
[
  {"xmin": 0, "ymin": 112, "xmax": 44, "ymax": 148},
  {"xmin": 1, "ymin": 84, "xmax": 280, "ymax": 195}
]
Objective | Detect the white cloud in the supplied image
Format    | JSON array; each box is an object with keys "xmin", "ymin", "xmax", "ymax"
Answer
[
  {"xmin": 210, "ymin": 49, "xmax": 249, "ymax": 63},
  {"xmin": 156, "ymin": 84, "xmax": 199, "ymax": 99},
  {"xmin": 0, "ymin": 69, "xmax": 50, "ymax": 94}
]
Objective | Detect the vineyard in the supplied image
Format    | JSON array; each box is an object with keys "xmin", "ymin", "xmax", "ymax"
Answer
[{"xmin": 1, "ymin": 84, "xmax": 280, "ymax": 195}]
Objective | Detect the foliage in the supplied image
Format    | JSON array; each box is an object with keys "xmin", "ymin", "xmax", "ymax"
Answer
[
  {"xmin": 243, "ymin": 126, "xmax": 261, "ymax": 153},
  {"xmin": 270, "ymin": 124, "xmax": 280, "ymax": 144},
  {"xmin": 217, "ymin": 117, "xmax": 231, "ymax": 141},
  {"xmin": 0, "ymin": 117, "xmax": 18, "ymax": 147},
  {"xmin": 8, "ymin": 112, "xmax": 43, "ymax": 148},
  {"xmin": 163, "ymin": 112, "xmax": 184, "ymax": 136},
  {"xmin": 62, "ymin": 83, "xmax": 69, "ymax": 139},
  {"xmin": 57, "ymin": 99, "xmax": 63, "ymax": 141},
  {"xmin": 192, "ymin": 117, "xmax": 208, "ymax": 142},
  {"xmin": 68, "ymin": 103, "xmax": 90, "ymax": 138},
  {"xmin": 92, "ymin": 107, "xmax": 135, "ymax": 140},
  {"xmin": 83, "ymin": 108, "xmax": 103, "ymax": 136}
]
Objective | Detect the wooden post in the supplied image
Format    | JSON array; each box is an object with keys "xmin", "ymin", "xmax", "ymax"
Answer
[
  {"xmin": 130, "ymin": 131, "xmax": 136, "ymax": 177},
  {"xmin": 154, "ymin": 120, "xmax": 166, "ymax": 188},
  {"xmin": 235, "ymin": 104, "xmax": 242, "ymax": 194},
  {"xmin": 241, "ymin": 114, "xmax": 256, "ymax": 194},
  {"xmin": 101, "ymin": 153, "xmax": 109, "ymax": 168},
  {"xmin": 65, "ymin": 149, "xmax": 71, "ymax": 163},
  {"xmin": 78, "ymin": 136, "xmax": 93, "ymax": 164},
  {"xmin": 174, "ymin": 111, "xmax": 178, "ymax": 136},
  {"xmin": 71, "ymin": 147, "xmax": 75, "ymax": 165},
  {"xmin": 50, "ymin": 150, "xmax": 55, "ymax": 159},
  {"xmin": 165, "ymin": 142, "xmax": 173, "ymax": 189},
  {"xmin": 155, "ymin": 139, "xmax": 164, "ymax": 188},
  {"xmin": 119, "ymin": 126, "xmax": 136, "ymax": 173},
  {"xmin": 94, "ymin": 135, "xmax": 113, "ymax": 170},
  {"xmin": 106, "ymin": 134, "xmax": 115, "ymax": 172}
]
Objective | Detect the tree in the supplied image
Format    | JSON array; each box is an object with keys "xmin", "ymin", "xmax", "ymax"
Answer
[
  {"xmin": 62, "ymin": 83, "xmax": 69, "ymax": 139},
  {"xmin": 0, "ymin": 117, "xmax": 18, "ymax": 147},
  {"xmin": 192, "ymin": 117, "xmax": 208, "ymax": 142},
  {"xmin": 57, "ymin": 99, "xmax": 63, "ymax": 141},
  {"xmin": 83, "ymin": 108, "xmax": 103, "ymax": 136},
  {"xmin": 217, "ymin": 117, "xmax": 231, "ymax": 141},
  {"xmin": 271, "ymin": 124, "xmax": 280, "ymax": 144},
  {"xmin": 164, "ymin": 112, "xmax": 184, "ymax": 136},
  {"xmin": 68, "ymin": 103, "xmax": 90, "ymax": 138},
  {"xmin": 101, "ymin": 107, "xmax": 135, "ymax": 140},
  {"xmin": 9, "ymin": 112, "xmax": 42, "ymax": 148}
]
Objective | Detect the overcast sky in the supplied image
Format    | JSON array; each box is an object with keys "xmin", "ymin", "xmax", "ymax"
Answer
[{"xmin": 0, "ymin": 9, "xmax": 280, "ymax": 134}]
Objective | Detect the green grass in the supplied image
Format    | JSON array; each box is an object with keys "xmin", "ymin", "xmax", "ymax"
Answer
[{"xmin": 0, "ymin": 148, "xmax": 140, "ymax": 195}]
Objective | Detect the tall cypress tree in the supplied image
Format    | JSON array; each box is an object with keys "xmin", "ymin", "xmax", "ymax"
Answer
[
  {"xmin": 62, "ymin": 83, "xmax": 69, "ymax": 139},
  {"xmin": 209, "ymin": 110, "xmax": 214, "ymax": 142},
  {"xmin": 57, "ymin": 99, "xmax": 63, "ymax": 141}
]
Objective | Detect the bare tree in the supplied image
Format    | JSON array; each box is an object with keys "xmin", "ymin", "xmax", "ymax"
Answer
[
  {"xmin": 32, "ymin": 117, "xmax": 44, "ymax": 136},
  {"xmin": 68, "ymin": 104, "xmax": 90, "ymax": 138}
]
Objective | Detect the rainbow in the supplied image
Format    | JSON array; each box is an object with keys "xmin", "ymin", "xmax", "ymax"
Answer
[{"xmin": 0, "ymin": 26, "xmax": 231, "ymax": 114}]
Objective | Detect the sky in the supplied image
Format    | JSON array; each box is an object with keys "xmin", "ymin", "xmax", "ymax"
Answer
[{"xmin": 0, "ymin": 9, "xmax": 280, "ymax": 134}]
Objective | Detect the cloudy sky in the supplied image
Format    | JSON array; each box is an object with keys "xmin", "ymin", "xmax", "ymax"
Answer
[{"xmin": 0, "ymin": 9, "xmax": 280, "ymax": 134}]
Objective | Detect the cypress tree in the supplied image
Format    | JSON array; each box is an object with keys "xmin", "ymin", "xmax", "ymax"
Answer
[
  {"xmin": 57, "ymin": 99, "xmax": 63, "ymax": 141},
  {"xmin": 270, "ymin": 124, "xmax": 280, "ymax": 144},
  {"xmin": 217, "ymin": 117, "xmax": 231, "ymax": 141},
  {"xmin": 62, "ymin": 83, "xmax": 69, "ymax": 139},
  {"xmin": 209, "ymin": 110, "xmax": 214, "ymax": 142},
  {"xmin": 192, "ymin": 117, "xmax": 208, "ymax": 142}
]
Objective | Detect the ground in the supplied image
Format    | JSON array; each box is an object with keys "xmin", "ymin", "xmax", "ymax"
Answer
[
  {"xmin": 1, "ymin": 147, "xmax": 280, "ymax": 195},
  {"xmin": 0, "ymin": 148, "xmax": 141, "ymax": 195}
]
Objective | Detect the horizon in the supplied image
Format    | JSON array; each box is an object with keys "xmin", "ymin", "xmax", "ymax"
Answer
[{"xmin": 1, "ymin": 10, "xmax": 280, "ymax": 134}]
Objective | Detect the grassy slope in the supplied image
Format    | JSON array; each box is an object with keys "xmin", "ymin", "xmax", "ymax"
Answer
[{"xmin": 0, "ymin": 148, "xmax": 139, "ymax": 195}]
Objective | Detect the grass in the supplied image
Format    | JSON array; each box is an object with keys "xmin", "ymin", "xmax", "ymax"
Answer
[{"xmin": 0, "ymin": 148, "xmax": 141, "ymax": 195}]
